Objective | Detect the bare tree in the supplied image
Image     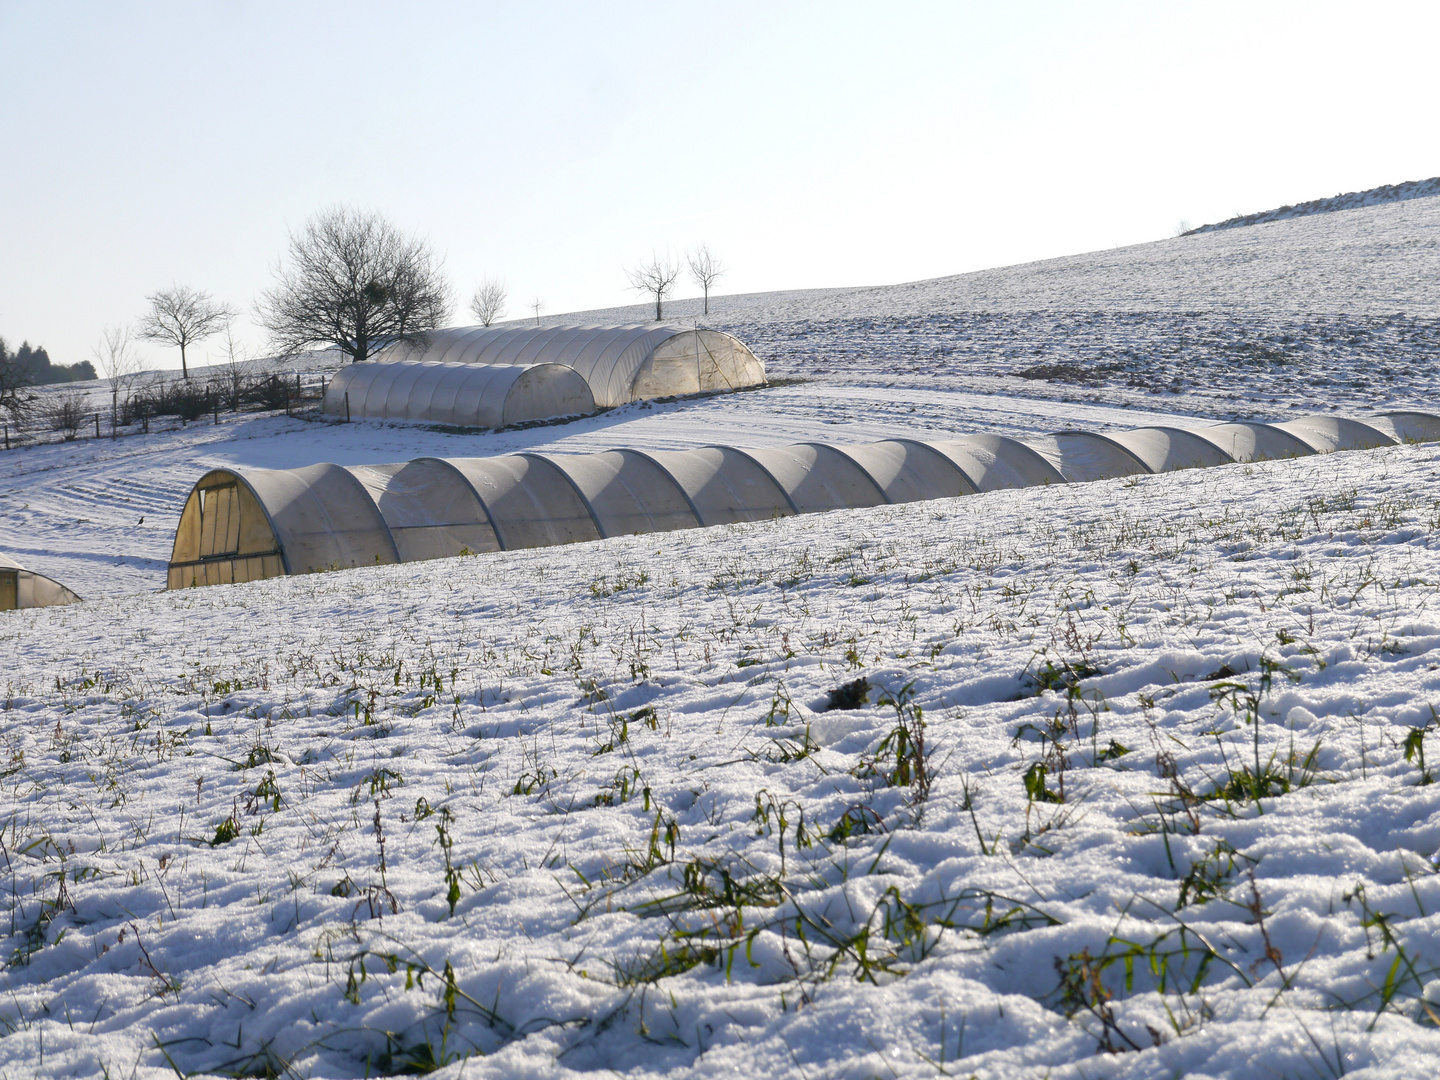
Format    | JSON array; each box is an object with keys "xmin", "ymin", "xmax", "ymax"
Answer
[
  {"xmin": 685, "ymin": 244, "xmax": 726, "ymax": 316},
  {"xmin": 528, "ymin": 297, "xmax": 546, "ymax": 326},
  {"xmin": 625, "ymin": 255, "xmax": 680, "ymax": 321},
  {"xmin": 256, "ymin": 205, "xmax": 452, "ymax": 365},
  {"xmin": 469, "ymin": 278, "xmax": 508, "ymax": 326},
  {"xmin": 93, "ymin": 325, "xmax": 144, "ymax": 435},
  {"xmin": 0, "ymin": 337, "xmax": 37, "ymax": 427},
  {"xmin": 136, "ymin": 286, "xmax": 235, "ymax": 380},
  {"xmin": 218, "ymin": 325, "xmax": 258, "ymax": 411}
]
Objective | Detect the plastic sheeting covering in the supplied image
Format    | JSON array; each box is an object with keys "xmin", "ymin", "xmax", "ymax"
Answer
[
  {"xmin": 0, "ymin": 551, "xmax": 82, "ymax": 610},
  {"xmin": 926, "ymin": 435, "xmax": 1065, "ymax": 491},
  {"xmin": 1024, "ymin": 432, "xmax": 1152, "ymax": 483},
  {"xmin": 1100, "ymin": 428, "xmax": 1237, "ymax": 472},
  {"xmin": 321, "ymin": 362, "xmax": 597, "ymax": 428},
  {"xmin": 1366, "ymin": 412, "xmax": 1440, "ymax": 444},
  {"xmin": 166, "ymin": 411, "xmax": 1440, "ymax": 589},
  {"xmin": 374, "ymin": 325, "xmax": 766, "ymax": 408}
]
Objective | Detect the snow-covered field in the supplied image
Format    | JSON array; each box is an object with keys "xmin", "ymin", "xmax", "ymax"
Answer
[
  {"xmin": 3, "ymin": 193, "xmax": 1440, "ymax": 1078},
  {"xmin": 582, "ymin": 187, "xmax": 1440, "ymax": 422},
  {"xmin": 3, "ymin": 441, "xmax": 1440, "ymax": 1078}
]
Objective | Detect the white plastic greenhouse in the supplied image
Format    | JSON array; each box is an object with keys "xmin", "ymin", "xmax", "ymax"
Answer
[
  {"xmin": 373, "ymin": 325, "xmax": 767, "ymax": 408},
  {"xmin": 321, "ymin": 361, "xmax": 596, "ymax": 428},
  {"xmin": 1, "ymin": 552, "xmax": 82, "ymax": 610},
  {"xmin": 166, "ymin": 412, "xmax": 1437, "ymax": 590}
]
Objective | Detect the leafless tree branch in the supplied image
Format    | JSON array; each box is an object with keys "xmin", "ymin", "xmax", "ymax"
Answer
[
  {"xmin": 0, "ymin": 337, "xmax": 37, "ymax": 426},
  {"xmin": 45, "ymin": 388, "xmax": 90, "ymax": 441},
  {"xmin": 93, "ymin": 325, "xmax": 144, "ymax": 436},
  {"xmin": 218, "ymin": 325, "xmax": 259, "ymax": 411}
]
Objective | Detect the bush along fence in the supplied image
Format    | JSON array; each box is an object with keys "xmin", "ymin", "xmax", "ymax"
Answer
[{"xmin": 1, "ymin": 369, "xmax": 331, "ymax": 451}]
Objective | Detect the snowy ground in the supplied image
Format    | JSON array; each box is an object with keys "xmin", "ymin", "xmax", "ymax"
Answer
[
  {"xmin": 3, "ymin": 192, "xmax": 1440, "ymax": 1078},
  {"xmin": 1, "ymin": 440, "xmax": 1439, "ymax": 1078}
]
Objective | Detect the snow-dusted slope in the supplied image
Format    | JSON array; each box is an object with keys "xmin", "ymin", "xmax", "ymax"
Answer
[
  {"xmin": 3, "ymin": 185, "xmax": 1440, "ymax": 1079},
  {"xmin": 570, "ymin": 185, "xmax": 1440, "ymax": 321},
  {"xmin": 560, "ymin": 189, "xmax": 1440, "ymax": 420},
  {"xmin": 1187, "ymin": 176, "xmax": 1440, "ymax": 234},
  {"xmin": 1, "ymin": 441, "xmax": 1438, "ymax": 1078}
]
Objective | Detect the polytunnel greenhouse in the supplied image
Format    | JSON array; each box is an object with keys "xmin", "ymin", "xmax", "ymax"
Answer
[
  {"xmin": 321, "ymin": 361, "xmax": 596, "ymax": 428},
  {"xmin": 165, "ymin": 411, "xmax": 1440, "ymax": 590},
  {"xmin": 373, "ymin": 325, "xmax": 766, "ymax": 408},
  {"xmin": 1, "ymin": 552, "xmax": 82, "ymax": 610}
]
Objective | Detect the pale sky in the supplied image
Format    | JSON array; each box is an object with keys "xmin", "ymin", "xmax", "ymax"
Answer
[{"xmin": 3, "ymin": 0, "xmax": 1437, "ymax": 373}]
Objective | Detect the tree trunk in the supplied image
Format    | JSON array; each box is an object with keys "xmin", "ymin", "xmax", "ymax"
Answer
[{"xmin": 180, "ymin": 342, "xmax": 189, "ymax": 380}]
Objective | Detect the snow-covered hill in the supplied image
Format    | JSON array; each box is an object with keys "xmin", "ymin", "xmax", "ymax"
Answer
[
  {"xmin": 3, "ymin": 188, "xmax": 1440, "ymax": 1079},
  {"xmin": 565, "ymin": 188, "xmax": 1440, "ymax": 419},
  {"xmin": 584, "ymin": 185, "xmax": 1440, "ymax": 324},
  {"xmin": 1186, "ymin": 176, "xmax": 1440, "ymax": 234},
  {"xmin": 2, "ymin": 439, "xmax": 1439, "ymax": 1079}
]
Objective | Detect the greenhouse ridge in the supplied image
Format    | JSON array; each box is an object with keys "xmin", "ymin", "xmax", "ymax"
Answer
[{"xmin": 165, "ymin": 411, "xmax": 1440, "ymax": 590}]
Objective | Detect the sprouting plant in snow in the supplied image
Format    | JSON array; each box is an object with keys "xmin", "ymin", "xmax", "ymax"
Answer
[
  {"xmin": 1204, "ymin": 655, "xmax": 1315, "ymax": 808},
  {"xmin": 209, "ymin": 804, "xmax": 241, "ymax": 847},
  {"xmin": 851, "ymin": 681, "xmax": 930, "ymax": 808},
  {"xmin": 1403, "ymin": 719, "xmax": 1436, "ymax": 785},
  {"xmin": 434, "ymin": 808, "xmax": 461, "ymax": 918},
  {"xmin": 1177, "ymin": 840, "xmax": 1255, "ymax": 909},
  {"xmin": 359, "ymin": 799, "xmax": 399, "ymax": 919}
]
